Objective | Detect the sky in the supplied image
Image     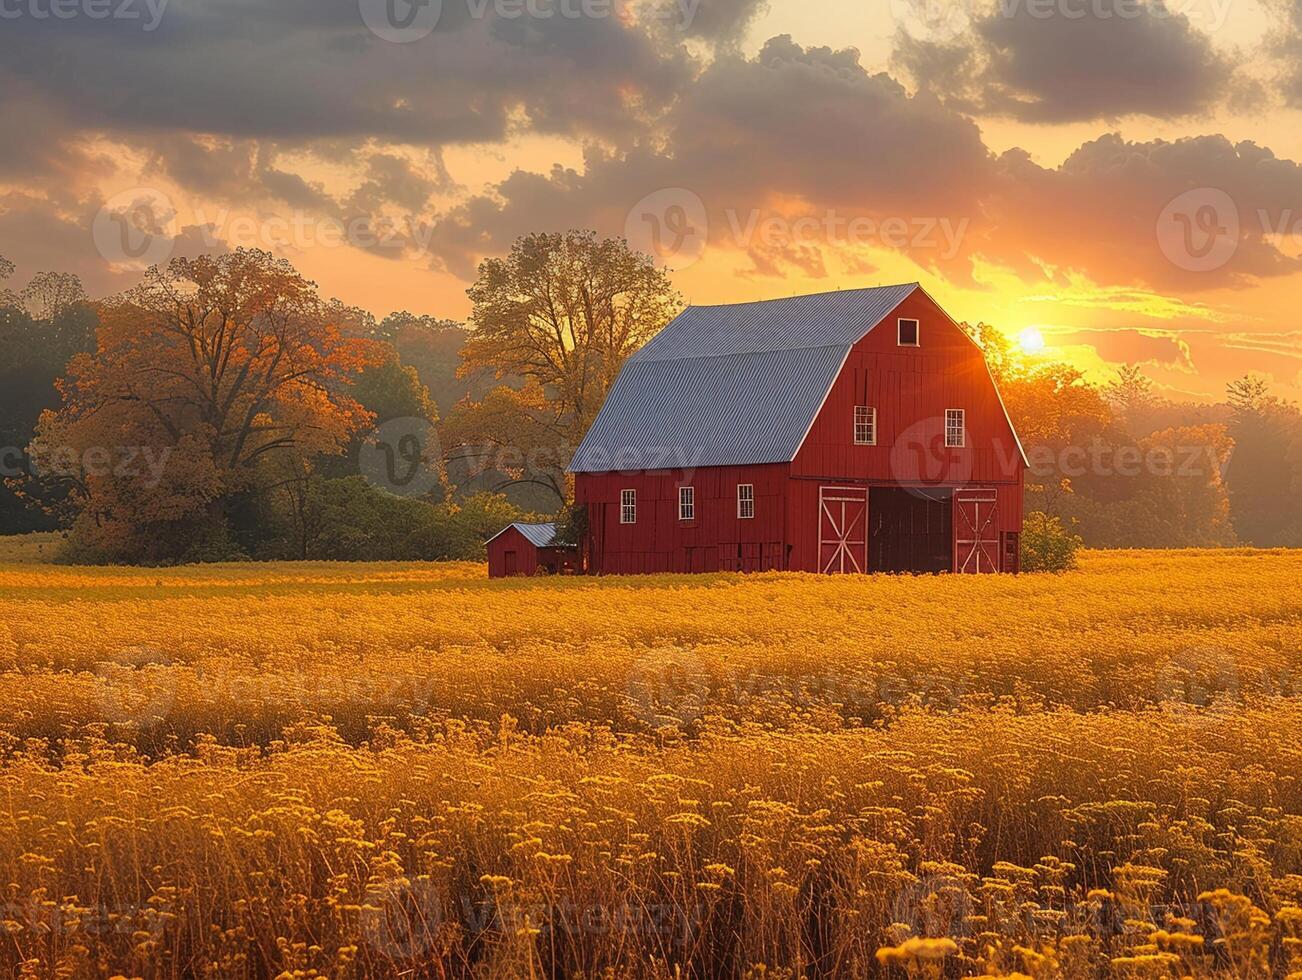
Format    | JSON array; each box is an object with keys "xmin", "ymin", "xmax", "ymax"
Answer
[{"xmin": 1, "ymin": 0, "xmax": 1301, "ymax": 401}]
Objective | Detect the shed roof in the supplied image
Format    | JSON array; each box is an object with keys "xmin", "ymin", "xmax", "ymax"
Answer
[
  {"xmin": 486, "ymin": 522, "xmax": 569, "ymax": 549},
  {"xmin": 570, "ymin": 284, "xmax": 919, "ymax": 473}
]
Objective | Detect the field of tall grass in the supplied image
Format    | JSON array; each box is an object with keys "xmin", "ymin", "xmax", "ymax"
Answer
[{"xmin": 0, "ymin": 550, "xmax": 1299, "ymax": 977}]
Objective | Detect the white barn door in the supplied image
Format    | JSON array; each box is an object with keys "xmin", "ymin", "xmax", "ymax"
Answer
[{"xmin": 819, "ymin": 487, "xmax": 868, "ymax": 574}]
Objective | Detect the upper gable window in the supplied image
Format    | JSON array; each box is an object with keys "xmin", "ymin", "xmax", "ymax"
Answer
[{"xmin": 898, "ymin": 318, "xmax": 920, "ymax": 347}]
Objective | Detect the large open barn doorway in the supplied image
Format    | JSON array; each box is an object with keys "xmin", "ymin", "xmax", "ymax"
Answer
[{"xmin": 869, "ymin": 488, "xmax": 953, "ymax": 574}]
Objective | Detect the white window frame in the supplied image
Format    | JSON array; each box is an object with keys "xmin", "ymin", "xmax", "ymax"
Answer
[
  {"xmin": 898, "ymin": 318, "xmax": 921, "ymax": 347},
  {"xmin": 854, "ymin": 406, "xmax": 877, "ymax": 446},
  {"xmin": 737, "ymin": 484, "xmax": 755, "ymax": 520},
  {"xmin": 946, "ymin": 409, "xmax": 966, "ymax": 448},
  {"xmin": 620, "ymin": 489, "xmax": 637, "ymax": 524},
  {"xmin": 678, "ymin": 486, "xmax": 695, "ymax": 522}
]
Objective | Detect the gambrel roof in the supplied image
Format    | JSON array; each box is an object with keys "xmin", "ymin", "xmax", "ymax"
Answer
[{"xmin": 569, "ymin": 283, "xmax": 920, "ymax": 473}]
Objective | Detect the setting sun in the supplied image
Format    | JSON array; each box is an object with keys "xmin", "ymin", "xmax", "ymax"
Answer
[{"xmin": 1017, "ymin": 326, "xmax": 1048, "ymax": 355}]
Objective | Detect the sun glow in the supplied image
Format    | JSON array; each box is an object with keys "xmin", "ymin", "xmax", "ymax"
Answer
[{"xmin": 1017, "ymin": 326, "xmax": 1048, "ymax": 355}]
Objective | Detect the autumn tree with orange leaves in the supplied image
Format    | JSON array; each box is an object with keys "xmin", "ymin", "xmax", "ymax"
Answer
[{"xmin": 32, "ymin": 249, "xmax": 383, "ymax": 562}]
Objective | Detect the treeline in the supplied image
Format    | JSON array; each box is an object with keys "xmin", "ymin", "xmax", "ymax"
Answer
[
  {"xmin": 969, "ymin": 325, "xmax": 1302, "ymax": 549},
  {"xmin": 0, "ymin": 232, "xmax": 678, "ymax": 565},
  {"xmin": 0, "ymin": 251, "xmax": 534, "ymax": 564},
  {"xmin": 2, "ymin": 238, "xmax": 1298, "ymax": 564}
]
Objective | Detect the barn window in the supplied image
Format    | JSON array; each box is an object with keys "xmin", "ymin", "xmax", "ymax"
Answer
[
  {"xmin": 679, "ymin": 486, "xmax": 695, "ymax": 521},
  {"xmin": 946, "ymin": 409, "xmax": 966, "ymax": 448},
  {"xmin": 898, "ymin": 318, "xmax": 920, "ymax": 346},
  {"xmin": 737, "ymin": 484, "xmax": 755, "ymax": 520},
  {"xmin": 620, "ymin": 489, "xmax": 637, "ymax": 524},
  {"xmin": 854, "ymin": 406, "xmax": 877, "ymax": 445}
]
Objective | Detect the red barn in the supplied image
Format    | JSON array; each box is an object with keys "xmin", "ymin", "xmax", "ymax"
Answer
[
  {"xmin": 486, "ymin": 523, "xmax": 578, "ymax": 578},
  {"xmin": 567, "ymin": 283, "xmax": 1027, "ymax": 575}
]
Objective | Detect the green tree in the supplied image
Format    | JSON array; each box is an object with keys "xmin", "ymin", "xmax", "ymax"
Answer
[
  {"xmin": 1020, "ymin": 511, "xmax": 1083, "ymax": 572},
  {"xmin": 459, "ymin": 230, "xmax": 680, "ymax": 437}
]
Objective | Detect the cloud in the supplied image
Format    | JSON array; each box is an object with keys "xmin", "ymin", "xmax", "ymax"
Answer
[
  {"xmin": 674, "ymin": 0, "xmax": 769, "ymax": 43},
  {"xmin": 895, "ymin": 0, "xmax": 1234, "ymax": 122},
  {"xmin": 1056, "ymin": 327, "xmax": 1195, "ymax": 368},
  {"xmin": 0, "ymin": 191, "xmax": 228, "ymax": 297},
  {"xmin": 0, "ymin": 0, "xmax": 694, "ymax": 163},
  {"xmin": 979, "ymin": 134, "xmax": 1302, "ymax": 290},
  {"xmin": 419, "ymin": 37, "xmax": 994, "ymax": 277},
  {"xmin": 1265, "ymin": 0, "xmax": 1302, "ymax": 105},
  {"xmin": 413, "ymin": 43, "xmax": 1302, "ymax": 294}
]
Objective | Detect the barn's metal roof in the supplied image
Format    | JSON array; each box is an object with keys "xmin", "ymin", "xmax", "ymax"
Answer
[
  {"xmin": 570, "ymin": 284, "xmax": 919, "ymax": 473},
  {"xmin": 634, "ymin": 283, "xmax": 919, "ymax": 361},
  {"xmin": 486, "ymin": 522, "xmax": 568, "ymax": 549}
]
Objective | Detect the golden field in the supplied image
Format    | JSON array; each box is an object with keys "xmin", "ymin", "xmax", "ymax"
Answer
[{"xmin": 0, "ymin": 550, "xmax": 1300, "ymax": 978}]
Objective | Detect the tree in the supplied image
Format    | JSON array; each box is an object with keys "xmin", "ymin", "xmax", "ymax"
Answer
[
  {"xmin": 0, "ymin": 255, "xmax": 16, "ymax": 310},
  {"xmin": 448, "ymin": 231, "xmax": 679, "ymax": 510},
  {"xmin": 1104, "ymin": 364, "xmax": 1161, "ymax": 435},
  {"xmin": 1223, "ymin": 375, "xmax": 1302, "ymax": 546},
  {"xmin": 0, "ymin": 263, "xmax": 97, "ymax": 533},
  {"xmin": 32, "ymin": 249, "xmax": 383, "ymax": 562},
  {"xmin": 461, "ymin": 230, "xmax": 681, "ymax": 442},
  {"xmin": 441, "ymin": 381, "xmax": 570, "ymax": 505},
  {"xmin": 379, "ymin": 313, "xmax": 483, "ymax": 416},
  {"xmin": 21, "ymin": 271, "xmax": 87, "ymax": 323}
]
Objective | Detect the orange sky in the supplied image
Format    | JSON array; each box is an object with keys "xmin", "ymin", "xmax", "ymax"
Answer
[{"xmin": 1, "ymin": 0, "xmax": 1299, "ymax": 402}]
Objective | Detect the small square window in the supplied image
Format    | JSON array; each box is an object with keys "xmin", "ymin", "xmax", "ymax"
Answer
[
  {"xmin": 737, "ymin": 484, "xmax": 755, "ymax": 520},
  {"xmin": 678, "ymin": 486, "xmax": 695, "ymax": 522},
  {"xmin": 898, "ymin": 318, "xmax": 920, "ymax": 346},
  {"xmin": 854, "ymin": 406, "xmax": 877, "ymax": 446},
  {"xmin": 620, "ymin": 489, "xmax": 637, "ymax": 524},
  {"xmin": 945, "ymin": 409, "xmax": 966, "ymax": 448}
]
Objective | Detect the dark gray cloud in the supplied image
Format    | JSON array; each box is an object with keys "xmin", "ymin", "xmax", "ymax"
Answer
[
  {"xmin": 896, "ymin": 0, "xmax": 1233, "ymax": 122},
  {"xmin": 0, "ymin": 0, "xmax": 693, "ymax": 158},
  {"xmin": 1266, "ymin": 0, "xmax": 1302, "ymax": 104},
  {"xmin": 420, "ymin": 37, "xmax": 994, "ymax": 277},
  {"xmin": 676, "ymin": 0, "xmax": 768, "ymax": 43}
]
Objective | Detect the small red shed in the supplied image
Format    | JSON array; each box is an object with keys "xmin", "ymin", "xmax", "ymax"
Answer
[
  {"xmin": 486, "ymin": 523, "xmax": 578, "ymax": 578},
  {"xmin": 567, "ymin": 283, "xmax": 1028, "ymax": 575}
]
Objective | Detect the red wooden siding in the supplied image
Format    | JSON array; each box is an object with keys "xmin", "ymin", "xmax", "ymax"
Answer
[
  {"xmin": 574, "ymin": 464, "xmax": 790, "ymax": 574},
  {"xmin": 487, "ymin": 526, "xmax": 539, "ymax": 578},
  {"xmin": 791, "ymin": 289, "xmax": 1024, "ymax": 485}
]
